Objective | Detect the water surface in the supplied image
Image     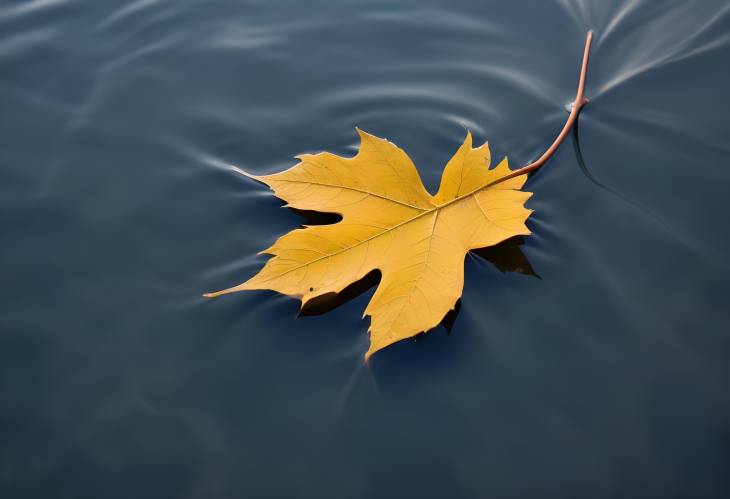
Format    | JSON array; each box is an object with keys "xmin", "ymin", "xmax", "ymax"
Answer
[{"xmin": 2, "ymin": 1, "xmax": 729, "ymax": 497}]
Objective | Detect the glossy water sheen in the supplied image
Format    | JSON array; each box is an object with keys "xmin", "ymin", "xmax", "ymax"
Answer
[{"xmin": 2, "ymin": 1, "xmax": 729, "ymax": 498}]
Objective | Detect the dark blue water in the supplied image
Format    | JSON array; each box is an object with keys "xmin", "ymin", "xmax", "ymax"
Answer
[{"xmin": 2, "ymin": 1, "xmax": 729, "ymax": 497}]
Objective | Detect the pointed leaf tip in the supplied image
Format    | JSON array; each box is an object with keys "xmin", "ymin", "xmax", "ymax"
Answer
[{"xmin": 231, "ymin": 166, "xmax": 260, "ymax": 181}]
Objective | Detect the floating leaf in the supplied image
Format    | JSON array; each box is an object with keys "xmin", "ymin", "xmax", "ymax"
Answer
[
  {"xmin": 205, "ymin": 32, "xmax": 594, "ymax": 360},
  {"xmin": 207, "ymin": 131, "xmax": 532, "ymax": 359}
]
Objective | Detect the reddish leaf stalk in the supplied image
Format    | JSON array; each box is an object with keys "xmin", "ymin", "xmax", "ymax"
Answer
[{"xmin": 492, "ymin": 31, "xmax": 593, "ymax": 186}]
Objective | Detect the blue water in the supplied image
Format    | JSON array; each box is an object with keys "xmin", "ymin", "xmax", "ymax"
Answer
[{"xmin": 2, "ymin": 1, "xmax": 729, "ymax": 497}]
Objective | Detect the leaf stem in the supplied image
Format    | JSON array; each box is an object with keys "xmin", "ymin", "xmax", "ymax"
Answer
[{"xmin": 494, "ymin": 31, "xmax": 593, "ymax": 184}]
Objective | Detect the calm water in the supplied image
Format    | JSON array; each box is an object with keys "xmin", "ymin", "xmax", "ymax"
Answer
[{"xmin": 2, "ymin": 1, "xmax": 729, "ymax": 497}]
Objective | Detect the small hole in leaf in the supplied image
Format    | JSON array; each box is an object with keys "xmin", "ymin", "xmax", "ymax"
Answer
[{"xmin": 309, "ymin": 287, "xmax": 314, "ymax": 291}]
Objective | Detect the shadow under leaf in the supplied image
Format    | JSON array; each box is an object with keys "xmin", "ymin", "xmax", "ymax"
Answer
[
  {"xmin": 470, "ymin": 236, "xmax": 539, "ymax": 278},
  {"xmin": 288, "ymin": 207, "xmax": 342, "ymax": 226},
  {"xmin": 299, "ymin": 269, "xmax": 381, "ymax": 317}
]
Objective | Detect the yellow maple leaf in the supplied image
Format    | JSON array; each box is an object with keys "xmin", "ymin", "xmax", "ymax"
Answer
[
  {"xmin": 206, "ymin": 130, "xmax": 532, "ymax": 359},
  {"xmin": 205, "ymin": 32, "xmax": 594, "ymax": 360}
]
